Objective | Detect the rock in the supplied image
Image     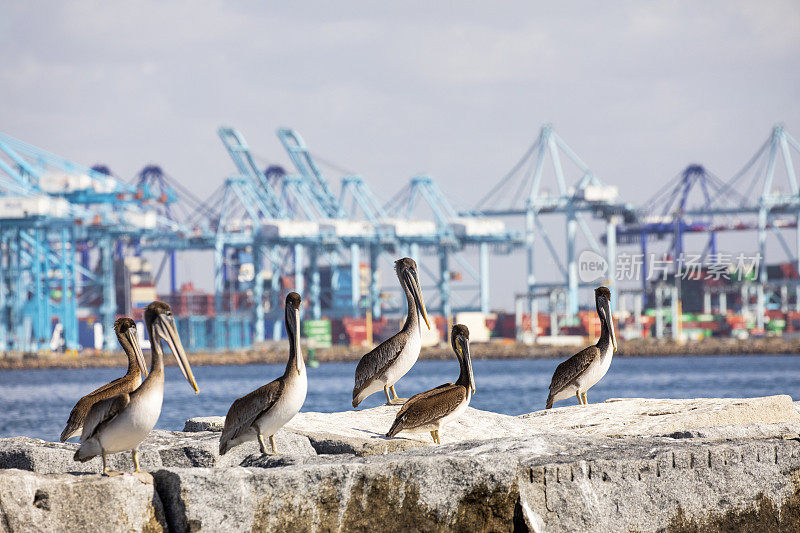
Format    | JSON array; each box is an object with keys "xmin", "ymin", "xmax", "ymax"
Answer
[
  {"xmin": 4, "ymin": 396, "xmax": 800, "ymax": 531},
  {"xmin": 183, "ymin": 416, "xmax": 225, "ymax": 432},
  {"xmin": 0, "ymin": 430, "xmax": 315, "ymax": 474},
  {"xmin": 520, "ymin": 395, "xmax": 800, "ymax": 438},
  {"xmin": 153, "ymin": 434, "xmax": 800, "ymax": 532},
  {"xmin": 0, "ymin": 436, "xmax": 162, "ymax": 475},
  {"xmin": 0, "ymin": 469, "xmax": 166, "ymax": 532}
]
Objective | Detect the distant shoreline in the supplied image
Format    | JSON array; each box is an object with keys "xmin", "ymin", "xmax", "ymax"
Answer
[{"xmin": 0, "ymin": 336, "xmax": 798, "ymax": 371}]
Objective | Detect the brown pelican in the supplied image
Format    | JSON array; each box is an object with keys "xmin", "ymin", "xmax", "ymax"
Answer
[
  {"xmin": 219, "ymin": 292, "xmax": 306, "ymax": 456},
  {"xmin": 60, "ymin": 318, "xmax": 148, "ymax": 442},
  {"xmin": 352, "ymin": 257, "xmax": 431, "ymax": 407},
  {"xmin": 546, "ymin": 286, "xmax": 617, "ymax": 409},
  {"xmin": 386, "ymin": 324, "xmax": 475, "ymax": 444},
  {"xmin": 74, "ymin": 301, "xmax": 199, "ymax": 475}
]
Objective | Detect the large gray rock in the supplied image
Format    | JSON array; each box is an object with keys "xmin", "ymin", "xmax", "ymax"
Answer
[
  {"xmin": 522, "ymin": 395, "xmax": 800, "ymax": 438},
  {"xmin": 0, "ymin": 469, "xmax": 166, "ymax": 532},
  {"xmin": 185, "ymin": 396, "xmax": 800, "ymax": 457},
  {"xmin": 0, "ymin": 429, "xmax": 315, "ymax": 474},
  {"xmin": 152, "ymin": 434, "xmax": 800, "ymax": 532}
]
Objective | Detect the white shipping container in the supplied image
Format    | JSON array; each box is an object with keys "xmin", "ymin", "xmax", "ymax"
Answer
[
  {"xmin": 0, "ymin": 196, "xmax": 70, "ymax": 218},
  {"xmin": 261, "ymin": 220, "xmax": 319, "ymax": 238},
  {"xmin": 454, "ymin": 311, "xmax": 494, "ymax": 342},
  {"xmin": 449, "ymin": 217, "xmax": 505, "ymax": 237},
  {"xmin": 579, "ymin": 185, "xmax": 618, "ymax": 202},
  {"xmin": 319, "ymin": 219, "xmax": 375, "ymax": 237},
  {"xmin": 378, "ymin": 218, "xmax": 436, "ymax": 237}
]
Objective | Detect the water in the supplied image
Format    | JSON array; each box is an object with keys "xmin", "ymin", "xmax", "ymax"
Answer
[{"xmin": 1, "ymin": 354, "xmax": 799, "ymax": 440}]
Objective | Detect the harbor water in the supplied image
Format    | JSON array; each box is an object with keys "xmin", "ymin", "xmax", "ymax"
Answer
[{"xmin": 1, "ymin": 354, "xmax": 799, "ymax": 440}]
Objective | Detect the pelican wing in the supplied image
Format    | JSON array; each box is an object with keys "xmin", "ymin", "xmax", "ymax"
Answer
[
  {"xmin": 547, "ymin": 345, "xmax": 601, "ymax": 396},
  {"xmin": 353, "ymin": 333, "xmax": 406, "ymax": 397},
  {"xmin": 219, "ymin": 378, "xmax": 285, "ymax": 448},
  {"xmin": 79, "ymin": 393, "xmax": 131, "ymax": 443},
  {"xmin": 61, "ymin": 374, "xmax": 141, "ymax": 442},
  {"xmin": 387, "ymin": 383, "xmax": 466, "ymax": 436}
]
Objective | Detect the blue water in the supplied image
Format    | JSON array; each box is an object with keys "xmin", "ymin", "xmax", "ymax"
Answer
[{"xmin": 0, "ymin": 354, "xmax": 798, "ymax": 440}]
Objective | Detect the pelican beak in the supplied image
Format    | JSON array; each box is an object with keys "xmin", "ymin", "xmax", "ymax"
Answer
[
  {"xmin": 294, "ymin": 309, "xmax": 303, "ymax": 375},
  {"xmin": 127, "ymin": 327, "xmax": 148, "ymax": 377},
  {"xmin": 603, "ymin": 298, "xmax": 617, "ymax": 352},
  {"xmin": 457, "ymin": 335, "xmax": 476, "ymax": 395},
  {"xmin": 285, "ymin": 300, "xmax": 303, "ymax": 375},
  {"xmin": 407, "ymin": 269, "xmax": 430, "ymax": 330},
  {"xmin": 155, "ymin": 314, "xmax": 199, "ymax": 394}
]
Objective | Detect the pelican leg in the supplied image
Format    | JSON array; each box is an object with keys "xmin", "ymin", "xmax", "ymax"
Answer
[
  {"xmin": 384, "ymin": 386, "xmax": 393, "ymax": 404},
  {"xmin": 388, "ymin": 384, "xmax": 408, "ymax": 405},
  {"xmin": 582, "ymin": 392, "xmax": 589, "ymax": 405},
  {"xmin": 258, "ymin": 433, "xmax": 269, "ymax": 455},
  {"xmin": 434, "ymin": 430, "xmax": 441, "ymax": 444},
  {"xmin": 132, "ymin": 449, "xmax": 142, "ymax": 473},
  {"xmin": 576, "ymin": 391, "xmax": 583, "ymax": 405},
  {"xmin": 102, "ymin": 451, "xmax": 123, "ymax": 477},
  {"xmin": 269, "ymin": 435, "xmax": 278, "ymax": 454},
  {"xmin": 384, "ymin": 385, "xmax": 406, "ymax": 405}
]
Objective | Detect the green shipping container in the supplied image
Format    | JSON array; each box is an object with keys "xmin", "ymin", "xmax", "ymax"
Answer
[{"xmin": 302, "ymin": 320, "xmax": 332, "ymax": 348}]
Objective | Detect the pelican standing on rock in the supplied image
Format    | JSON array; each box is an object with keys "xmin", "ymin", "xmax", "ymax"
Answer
[
  {"xmin": 60, "ymin": 317, "xmax": 148, "ymax": 442},
  {"xmin": 352, "ymin": 257, "xmax": 430, "ymax": 407},
  {"xmin": 386, "ymin": 324, "xmax": 475, "ymax": 444},
  {"xmin": 546, "ymin": 286, "xmax": 617, "ymax": 409},
  {"xmin": 219, "ymin": 292, "xmax": 306, "ymax": 456},
  {"xmin": 74, "ymin": 301, "xmax": 199, "ymax": 475}
]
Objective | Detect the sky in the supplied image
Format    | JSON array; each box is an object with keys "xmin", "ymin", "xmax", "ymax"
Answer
[{"xmin": 1, "ymin": 1, "xmax": 799, "ymax": 311}]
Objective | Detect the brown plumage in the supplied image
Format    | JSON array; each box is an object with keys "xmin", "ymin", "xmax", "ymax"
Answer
[
  {"xmin": 218, "ymin": 292, "xmax": 306, "ymax": 456},
  {"xmin": 386, "ymin": 324, "xmax": 475, "ymax": 443},
  {"xmin": 545, "ymin": 286, "xmax": 617, "ymax": 409},
  {"xmin": 545, "ymin": 345, "xmax": 600, "ymax": 409},
  {"xmin": 73, "ymin": 393, "xmax": 131, "ymax": 462},
  {"xmin": 387, "ymin": 384, "xmax": 467, "ymax": 437},
  {"xmin": 218, "ymin": 379, "xmax": 284, "ymax": 455},
  {"xmin": 60, "ymin": 317, "xmax": 146, "ymax": 442}
]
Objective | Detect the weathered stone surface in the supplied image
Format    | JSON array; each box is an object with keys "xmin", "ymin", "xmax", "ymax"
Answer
[
  {"xmin": 0, "ymin": 469, "xmax": 166, "ymax": 532},
  {"xmin": 185, "ymin": 396, "xmax": 800, "ymax": 457},
  {"xmin": 0, "ymin": 429, "xmax": 315, "ymax": 474},
  {"xmin": 4, "ymin": 396, "xmax": 800, "ymax": 532},
  {"xmin": 521, "ymin": 395, "xmax": 800, "ymax": 438},
  {"xmin": 152, "ymin": 434, "xmax": 800, "ymax": 533}
]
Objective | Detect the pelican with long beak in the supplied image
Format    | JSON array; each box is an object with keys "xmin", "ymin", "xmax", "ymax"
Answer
[
  {"xmin": 352, "ymin": 257, "xmax": 430, "ymax": 407},
  {"xmin": 219, "ymin": 292, "xmax": 306, "ymax": 456},
  {"xmin": 74, "ymin": 301, "xmax": 199, "ymax": 475},
  {"xmin": 60, "ymin": 317, "xmax": 148, "ymax": 442},
  {"xmin": 546, "ymin": 286, "xmax": 617, "ymax": 409},
  {"xmin": 386, "ymin": 324, "xmax": 475, "ymax": 444}
]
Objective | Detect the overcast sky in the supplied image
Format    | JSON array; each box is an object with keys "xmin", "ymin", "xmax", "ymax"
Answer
[{"xmin": 2, "ymin": 1, "xmax": 799, "ymax": 310}]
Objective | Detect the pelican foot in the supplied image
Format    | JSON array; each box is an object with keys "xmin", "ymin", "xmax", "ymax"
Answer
[
  {"xmin": 386, "ymin": 397, "xmax": 408, "ymax": 405},
  {"xmin": 103, "ymin": 469, "xmax": 125, "ymax": 477}
]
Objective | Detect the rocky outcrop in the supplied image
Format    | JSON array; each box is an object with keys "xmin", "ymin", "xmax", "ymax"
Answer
[
  {"xmin": 2, "ymin": 396, "xmax": 800, "ymax": 531},
  {"xmin": 0, "ymin": 469, "xmax": 166, "ymax": 532}
]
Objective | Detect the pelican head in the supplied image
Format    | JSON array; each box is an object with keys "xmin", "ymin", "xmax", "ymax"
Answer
[
  {"xmin": 395, "ymin": 257, "xmax": 430, "ymax": 330},
  {"xmin": 451, "ymin": 324, "xmax": 475, "ymax": 395},
  {"xmin": 114, "ymin": 317, "xmax": 147, "ymax": 377},
  {"xmin": 594, "ymin": 286, "xmax": 617, "ymax": 352},
  {"xmin": 285, "ymin": 292, "xmax": 303, "ymax": 375},
  {"xmin": 145, "ymin": 301, "xmax": 199, "ymax": 394}
]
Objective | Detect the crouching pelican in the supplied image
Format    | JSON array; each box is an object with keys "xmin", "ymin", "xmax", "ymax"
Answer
[
  {"xmin": 546, "ymin": 286, "xmax": 617, "ymax": 409},
  {"xmin": 60, "ymin": 317, "xmax": 148, "ymax": 442},
  {"xmin": 353, "ymin": 258, "xmax": 430, "ymax": 407},
  {"xmin": 387, "ymin": 324, "xmax": 475, "ymax": 444},
  {"xmin": 219, "ymin": 292, "xmax": 306, "ymax": 456},
  {"xmin": 74, "ymin": 301, "xmax": 199, "ymax": 475}
]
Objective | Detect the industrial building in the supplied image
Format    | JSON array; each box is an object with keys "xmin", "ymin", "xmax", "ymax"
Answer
[{"xmin": 1, "ymin": 124, "xmax": 798, "ymax": 353}]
